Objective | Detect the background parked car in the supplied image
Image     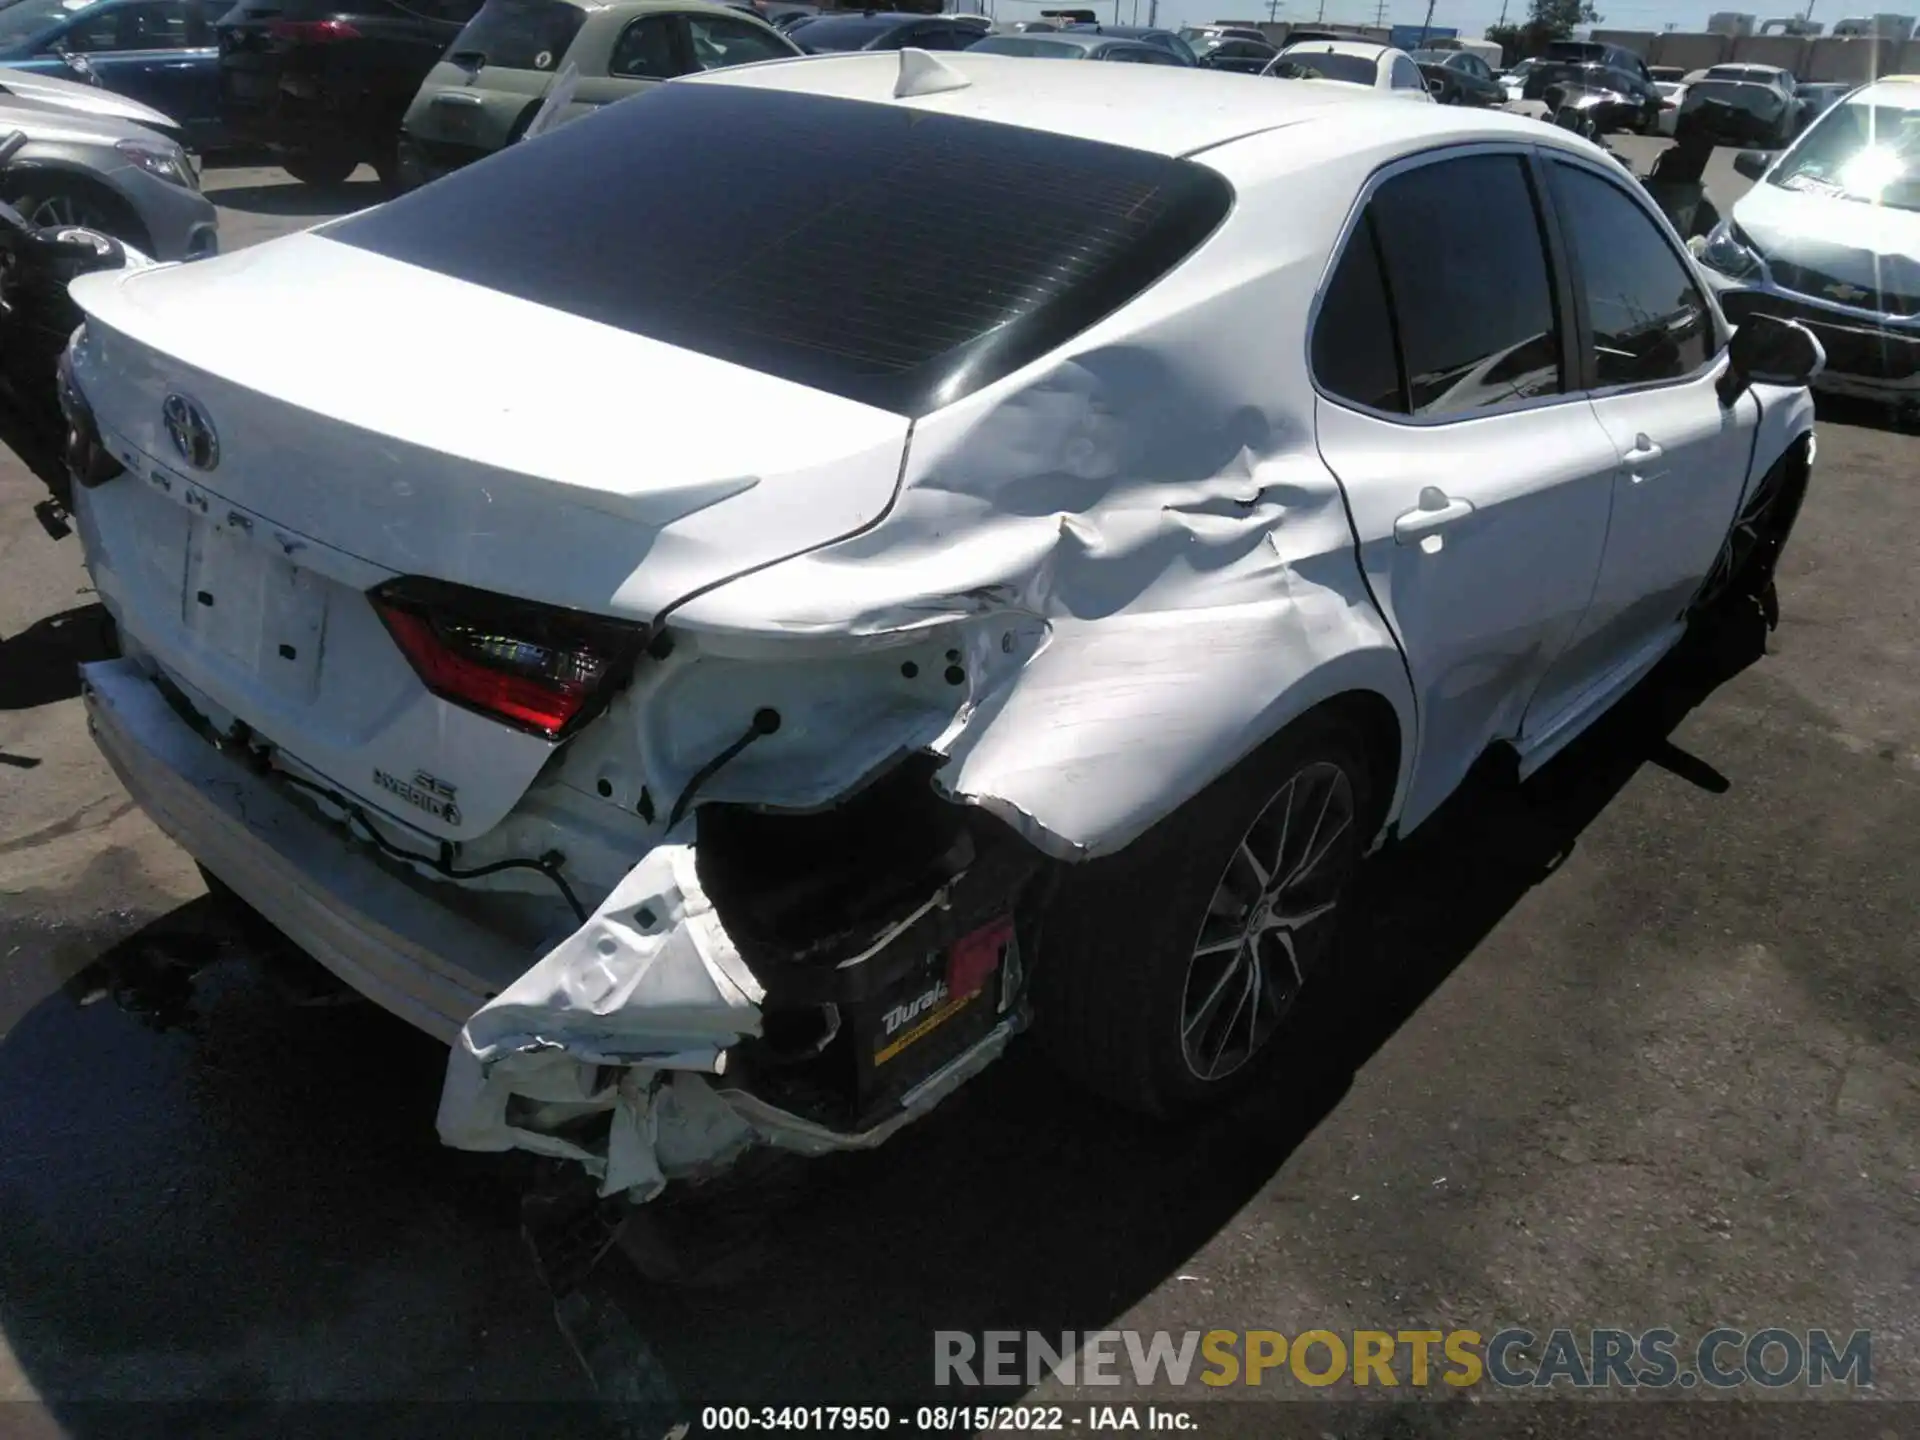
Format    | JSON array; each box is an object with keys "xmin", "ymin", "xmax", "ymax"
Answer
[
  {"xmin": 1698, "ymin": 76, "xmax": 1920, "ymax": 415},
  {"xmin": 400, "ymin": 0, "xmax": 796, "ymax": 188},
  {"xmin": 1791, "ymin": 79, "xmax": 1852, "ymax": 137},
  {"xmin": 1179, "ymin": 22, "xmax": 1266, "ymax": 46},
  {"xmin": 216, "ymin": 0, "xmax": 483, "ymax": 189},
  {"xmin": 967, "ymin": 32, "xmax": 1186, "ymax": 64},
  {"xmin": 0, "ymin": 62, "xmax": 194, "ymax": 151},
  {"xmin": 1499, "ymin": 55, "xmax": 1535, "ymax": 102},
  {"xmin": 1192, "ymin": 35, "xmax": 1275, "ymax": 74},
  {"xmin": 1521, "ymin": 39, "xmax": 1653, "ymax": 102},
  {"xmin": 1059, "ymin": 24, "xmax": 1195, "ymax": 63},
  {"xmin": 1677, "ymin": 63, "xmax": 1802, "ymax": 147},
  {"xmin": 0, "ymin": 0, "xmax": 222, "ymax": 152},
  {"xmin": 1655, "ymin": 78, "xmax": 1687, "ymax": 134},
  {"xmin": 0, "ymin": 98, "xmax": 213, "ymax": 256},
  {"xmin": 1263, "ymin": 40, "xmax": 1434, "ymax": 101},
  {"xmin": 787, "ymin": 11, "xmax": 981, "ymax": 51},
  {"xmin": 1542, "ymin": 62, "xmax": 1662, "ymax": 134},
  {"xmin": 1411, "ymin": 47, "xmax": 1504, "ymax": 106}
]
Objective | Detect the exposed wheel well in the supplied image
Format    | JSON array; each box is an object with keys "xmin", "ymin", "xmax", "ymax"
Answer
[{"xmin": 1292, "ymin": 688, "xmax": 1402, "ymax": 844}]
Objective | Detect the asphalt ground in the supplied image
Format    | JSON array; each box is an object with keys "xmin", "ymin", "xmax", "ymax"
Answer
[{"xmin": 0, "ymin": 137, "xmax": 1913, "ymax": 1434}]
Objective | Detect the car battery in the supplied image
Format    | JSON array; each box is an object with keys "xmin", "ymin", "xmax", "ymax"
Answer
[{"xmin": 847, "ymin": 914, "xmax": 1020, "ymax": 1121}]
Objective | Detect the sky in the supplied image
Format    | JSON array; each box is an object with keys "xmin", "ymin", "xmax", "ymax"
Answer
[{"xmin": 976, "ymin": 0, "xmax": 1790, "ymax": 43}]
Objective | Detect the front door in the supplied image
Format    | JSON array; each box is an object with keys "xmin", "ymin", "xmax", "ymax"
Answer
[
  {"xmin": 1525, "ymin": 155, "xmax": 1760, "ymax": 721},
  {"xmin": 1312, "ymin": 150, "xmax": 1619, "ymax": 832}
]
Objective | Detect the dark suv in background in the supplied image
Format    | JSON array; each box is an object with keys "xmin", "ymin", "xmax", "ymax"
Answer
[{"xmin": 216, "ymin": 0, "xmax": 483, "ymax": 188}]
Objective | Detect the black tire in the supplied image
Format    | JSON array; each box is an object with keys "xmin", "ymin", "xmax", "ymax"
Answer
[
  {"xmin": 1033, "ymin": 709, "xmax": 1377, "ymax": 1117},
  {"xmin": 280, "ymin": 150, "xmax": 358, "ymax": 187},
  {"xmin": 369, "ymin": 120, "xmax": 406, "ymax": 193},
  {"xmin": 2, "ymin": 177, "xmax": 149, "ymax": 254}
]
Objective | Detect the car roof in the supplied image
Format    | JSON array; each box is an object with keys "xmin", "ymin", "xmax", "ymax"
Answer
[{"xmin": 679, "ymin": 50, "xmax": 1565, "ymax": 156}]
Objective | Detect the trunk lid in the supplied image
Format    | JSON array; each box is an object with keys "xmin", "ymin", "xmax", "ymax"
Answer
[{"xmin": 68, "ymin": 232, "xmax": 909, "ymax": 839}]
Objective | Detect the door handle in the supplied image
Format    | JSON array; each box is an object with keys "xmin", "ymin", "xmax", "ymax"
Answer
[
  {"xmin": 1622, "ymin": 432, "xmax": 1664, "ymax": 465},
  {"xmin": 1393, "ymin": 485, "xmax": 1476, "ymax": 545},
  {"xmin": 432, "ymin": 91, "xmax": 484, "ymax": 106}
]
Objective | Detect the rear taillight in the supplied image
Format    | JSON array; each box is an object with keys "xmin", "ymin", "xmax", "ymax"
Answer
[
  {"xmin": 370, "ymin": 579, "xmax": 644, "ymax": 740},
  {"xmin": 268, "ymin": 18, "xmax": 360, "ymax": 41}
]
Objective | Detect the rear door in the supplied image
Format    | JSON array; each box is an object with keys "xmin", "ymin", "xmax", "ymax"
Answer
[
  {"xmin": 1523, "ymin": 153, "xmax": 1756, "ymax": 720},
  {"xmin": 1313, "ymin": 148, "xmax": 1620, "ymax": 831}
]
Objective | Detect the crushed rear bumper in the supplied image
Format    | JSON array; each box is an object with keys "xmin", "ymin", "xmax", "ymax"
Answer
[{"xmin": 81, "ymin": 656, "xmax": 1029, "ymax": 1199}]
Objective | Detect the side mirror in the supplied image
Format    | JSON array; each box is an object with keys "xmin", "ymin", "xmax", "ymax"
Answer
[
  {"xmin": 1733, "ymin": 148, "xmax": 1773, "ymax": 181},
  {"xmin": 1718, "ymin": 314, "xmax": 1824, "ymax": 405}
]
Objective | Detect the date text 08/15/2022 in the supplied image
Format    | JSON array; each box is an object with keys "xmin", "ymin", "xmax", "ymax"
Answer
[{"xmin": 700, "ymin": 1407, "xmax": 1191, "ymax": 1432}]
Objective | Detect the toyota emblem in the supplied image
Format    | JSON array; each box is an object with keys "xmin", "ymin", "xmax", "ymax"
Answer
[{"xmin": 162, "ymin": 392, "xmax": 218, "ymax": 471}]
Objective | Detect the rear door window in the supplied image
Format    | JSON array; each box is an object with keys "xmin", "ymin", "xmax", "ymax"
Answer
[
  {"xmin": 1390, "ymin": 55, "xmax": 1423, "ymax": 89},
  {"xmin": 1350, "ymin": 153, "xmax": 1565, "ymax": 418},
  {"xmin": 446, "ymin": 0, "xmax": 586, "ymax": 71},
  {"xmin": 1312, "ymin": 214, "xmax": 1405, "ymax": 414}
]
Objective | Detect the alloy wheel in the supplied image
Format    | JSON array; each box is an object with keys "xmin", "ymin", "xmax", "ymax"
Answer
[{"xmin": 1179, "ymin": 760, "xmax": 1356, "ymax": 1083}]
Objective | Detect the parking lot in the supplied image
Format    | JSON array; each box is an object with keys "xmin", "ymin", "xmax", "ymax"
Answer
[{"xmin": 0, "ymin": 137, "xmax": 1915, "ymax": 1429}]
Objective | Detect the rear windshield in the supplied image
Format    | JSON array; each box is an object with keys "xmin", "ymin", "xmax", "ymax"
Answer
[
  {"xmin": 1683, "ymin": 79, "xmax": 1783, "ymax": 112},
  {"xmin": 326, "ymin": 83, "xmax": 1233, "ymax": 416},
  {"xmin": 446, "ymin": 0, "xmax": 586, "ymax": 71},
  {"xmin": 1274, "ymin": 50, "xmax": 1376, "ymax": 85},
  {"xmin": 789, "ymin": 14, "xmax": 901, "ymax": 49}
]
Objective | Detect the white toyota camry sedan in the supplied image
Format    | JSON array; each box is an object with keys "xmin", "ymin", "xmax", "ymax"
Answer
[{"xmin": 58, "ymin": 51, "xmax": 1822, "ymax": 1202}]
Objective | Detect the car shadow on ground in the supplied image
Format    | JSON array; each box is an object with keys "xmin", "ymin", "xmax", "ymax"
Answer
[
  {"xmin": 0, "ymin": 602, "xmax": 116, "ymax": 710},
  {"xmin": 207, "ymin": 178, "xmax": 388, "ymax": 218},
  {"xmin": 0, "ymin": 603, "xmax": 1772, "ymax": 1426}
]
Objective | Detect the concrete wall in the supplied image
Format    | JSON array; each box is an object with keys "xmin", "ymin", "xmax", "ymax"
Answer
[
  {"xmin": 1805, "ymin": 34, "xmax": 1897, "ymax": 78},
  {"xmin": 1730, "ymin": 33, "xmax": 1813, "ymax": 68},
  {"xmin": 1650, "ymin": 31, "xmax": 1734, "ymax": 70},
  {"xmin": 1591, "ymin": 27, "xmax": 1657, "ymax": 54}
]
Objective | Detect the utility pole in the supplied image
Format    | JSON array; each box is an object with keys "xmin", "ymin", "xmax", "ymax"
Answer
[
  {"xmin": 1418, "ymin": 0, "xmax": 1434, "ymax": 43},
  {"xmin": 1494, "ymin": 0, "xmax": 1507, "ymax": 25},
  {"xmin": 1267, "ymin": 0, "xmax": 1281, "ymax": 19},
  {"xmin": 1372, "ymin": 0, "xmax": 1389, "ymax": 27}
]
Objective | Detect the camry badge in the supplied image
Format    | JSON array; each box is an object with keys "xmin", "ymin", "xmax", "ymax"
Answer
[
  {"xmin": 1823, "ymin": 281, "xmax": 1871, "ymax": 305},
  {"xmin": 162, "ymin": 392, "xmax": 218, "ymax": 471}
]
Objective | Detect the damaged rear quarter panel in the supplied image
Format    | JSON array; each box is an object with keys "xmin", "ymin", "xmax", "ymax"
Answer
[{"xmin": 669, "ymin": 139, "xmax": 1417, "ymax": 860}]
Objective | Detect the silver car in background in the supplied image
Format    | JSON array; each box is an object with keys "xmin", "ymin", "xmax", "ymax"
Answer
[{"xmin": 0, "ymin": 101, "xmax": 215, "ymax": 260}]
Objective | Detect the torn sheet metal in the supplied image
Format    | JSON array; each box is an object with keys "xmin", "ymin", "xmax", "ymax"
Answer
[
  {"xmin": 440, "ymin": 138, "xmax": 1422, "ymax": 1194},
  {"xmin": 667, "ymin": 145, "xmax": 1420, "ymax": 858},
  {"xmin": 438, "ymin": 841, "xmax": 764, "ymax": 1196}
]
